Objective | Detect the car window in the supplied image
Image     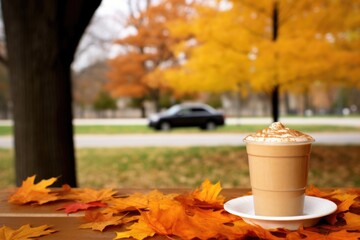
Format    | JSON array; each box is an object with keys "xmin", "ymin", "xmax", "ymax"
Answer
[
  {"xmin": 190, "ymin": 107, "xmax": 210, "ymax": 114},
  {"xmin": 177, "ymin": 109, "xmax": 191, "ymax": 115},
  {"xmin": 165, "ymin": 105, "xmax": 181, "ymax": 115},
  {"xmin": 191, "ymin": 107, "xmax": 209, "ymax": 115}
]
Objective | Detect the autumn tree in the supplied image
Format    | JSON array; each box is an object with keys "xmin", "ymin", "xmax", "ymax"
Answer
[
  {"xmin": 107, "ymin": 0, "xmax": 194, "ymax": 117},
  {"xmin": 165, "ymin": 0, "xmax": 360, "ymax": 121},
  {"xmin": 2, "ymin": 0, "xmax": 101, "ymax": 186}
]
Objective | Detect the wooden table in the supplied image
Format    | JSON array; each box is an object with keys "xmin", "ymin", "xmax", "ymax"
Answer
[{"xmin": 0, "ymin": 188, "xmax": 250, "ymax": 239}]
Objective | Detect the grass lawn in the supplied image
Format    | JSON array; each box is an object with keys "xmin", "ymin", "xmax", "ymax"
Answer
[
  {"xmin": 1, "ymin": 145, "xmax": 359, "ymax": 189},
  {"xmin": 0, "ymin": 124, "xmax": 359, "ymax": 136}
]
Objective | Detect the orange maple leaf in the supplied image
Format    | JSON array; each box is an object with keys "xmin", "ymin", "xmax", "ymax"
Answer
[
  {"xmin": 326, "ymin": 193, "xmax": 358, "ymax": 225},
  {"xmin": 341, "ymin": 212, "xmax": 360, "ymax": 230},
  {"xmin": 173, "ymin": 209, "xmax": 250, "ymax": 239},
  {"xmin": 113, "ymin": 180, "xmax": 283, "ymax": 239},
  {"xmin": 0, "ymin": 224, "xmax": 56, "ymax": 240},
  {"xmin": 61, "ymin": 188, "xmax": 117, "ymax": 203},
  {"xmin": 79, "ymin": 211, "xmax": 138, "ymax": 232},
  {"xmin": 191, "ymin": 179, "xmax": 224, "ymax": 203},
  {"xmin": 306, "ymin": 186, "xmax": 359, "ymax": 225},
  {"xmin": 299, "ymin": 227, "xmax": 360, "ymax": 240},
  {"xmin": 105, "ymin": 190, "xmax": 177, "ymax": 214},
  {"xmin": 115, "ymin": 193, "xmax": 201, "ymax": 239},
  {"xmin": 114, "ymin": 217, "xmax": 156, "ymax": 240},
  {"xmin": 8, "ymin": 175, "xmax": 59, "ymax": 205},
  {"xmin": 175, "ymin": 179, "xmax": 225, "ymax": 209}
]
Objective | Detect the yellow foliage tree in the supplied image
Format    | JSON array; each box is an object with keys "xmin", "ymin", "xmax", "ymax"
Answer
[{"xmin": 164, "ymin": 0, "xmax": 360, "ymax": 120}]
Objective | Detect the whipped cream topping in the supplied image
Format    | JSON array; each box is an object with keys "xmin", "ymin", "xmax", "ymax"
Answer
[{"xmin": 244, "ymin": 122, "xmax": 314, "ymax": 143}]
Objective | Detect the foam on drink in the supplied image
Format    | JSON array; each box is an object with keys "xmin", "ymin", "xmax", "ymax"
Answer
[{"xmin": 244, "ymin": 122, "xmax": 314, "ymax": 143}]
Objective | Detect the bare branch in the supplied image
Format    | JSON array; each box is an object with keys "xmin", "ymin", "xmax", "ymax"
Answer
[{"xmin": 278, "ymin": 0, "xmax": 301, "ymax": 27}]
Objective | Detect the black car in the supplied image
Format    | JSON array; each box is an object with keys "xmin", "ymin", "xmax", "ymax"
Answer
[{"xmin": 148, "ymin": 103, "xmax": 225, "ymax": 131}]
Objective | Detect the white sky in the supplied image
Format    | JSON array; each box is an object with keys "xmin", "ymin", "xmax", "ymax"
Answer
[
  {"xmin": 72, "ymin": 0, "xmax": 131, "ymax": 71},
  {"xmin": 96, "ymin": 0, "xmax": 129, "ymax": 16}
]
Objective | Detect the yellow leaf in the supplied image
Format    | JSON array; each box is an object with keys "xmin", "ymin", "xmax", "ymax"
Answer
[
  {"xmin": 64, "ymin": 188, "xmax": 117, "ymax": 203},
  {"xmin": 8, "ymin": 175, "xmax": 59, "ymax": 205},
  {"xmin": 176, "ymin": 179, "xmax": 225, "ymax": 209},
  {"xmin": 0, "ymin": 224, "xmax": 56, "ymax": 240},
  {"xmin": 79, "ymin": 211, "xmax": 134, "ymax": 232},
  {"xmin": 114, "ymin": 217, "xmax": 155, "ymax": 240},
  {"xmin": 105, "ymin": 190, "xmax": 177, "ymax": 214}
]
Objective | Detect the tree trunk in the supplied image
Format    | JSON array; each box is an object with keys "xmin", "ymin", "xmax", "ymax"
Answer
[
  {"xmin": 140, "ymin": 101, "xmax": 146, "ymax": 118},
  {"xmin": 153, "ymin": 90, "xmax": 161, "ymax": 113},
  {"xmin": 271, "ymin": 85, "xmax": 280, "ymax": 122},
  {"xmin": 271, "ymin": 0, "xmax": 279, "ymax": 123},
  {"xmin": 2, "ymin": 0, "xmax": 101, "ymax": 186}
]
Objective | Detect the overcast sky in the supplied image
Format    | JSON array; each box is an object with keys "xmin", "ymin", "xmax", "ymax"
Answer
[
  {"xmin": 72, "ymin": 0, "xmax": 132, "ymax": 71},
  {"xmin": 96, "ymin": 0, "xmax": 129, "ymax": 16}
]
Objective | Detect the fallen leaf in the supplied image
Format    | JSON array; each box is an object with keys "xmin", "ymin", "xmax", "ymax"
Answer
[
  {"xmin": 175, "ymin": 179, "xmax": 225, "ymax": 209},
  {"xmin": 105, "ymin": 190, "xmax": 177, "ymax": 214},
  {"xmin": 0, "ymin": 224, "xmax": 56, "ymax": 240},
  {"xmin": 306, "ymin": 185, "xmax": 335, "ymax": 198},
  {"xmin": 299, "ymin": 228, "xmax": 360, "ymax": 240},
  {"xmin": 7, "ymin": 178, "xmax": 360, "ymax": 240},
  {"xmin": 61, "ymin": 188, "xmax": 117, "ymax": 203},
  {"xmin": 326, "ymin": 194, "xmax": 358, "ymax": 225},
  {"xmin": 341, "ymin": 212, "xmax": 360, "ymax": 230},
  {"xmin": 8, "ymin": 175, "xmax": 59, "ymax": 205},
  {"xmin": 335, "ymin": 195, "xmax": 357, "ymax": 213},
  {"xmin": 114, "ymin": 217, "xmax": 156, "ymax": 240},
  {"xmin": 57, "ymin": 201, "xmax": 108, "ymax": 214},
  {"xmin": 79, "ymin": 211, "xmax": 137, "ymax": 232},
  {"xmin": 141, "ymin": 198, "xmax": 186, "ymax": 236}
]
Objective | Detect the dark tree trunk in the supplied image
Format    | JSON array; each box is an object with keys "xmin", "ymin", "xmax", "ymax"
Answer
[
  {"xmin": 152, "ymin": 90, "xmax": 161, "ymax": 113},
  {"xmin": 271, "ymin": 85, "xmax": 280, "ymax": 122},
  {"xmin": 2, "ymin": 0, "xmax": 101, "ymax": 186},
  {"xmin": 140, "ymin": 101, "xmax": 146, "ymax": 118},
  {"xmin": 271, "ymin": 0, "xmax": 279, "ymax": 123}
]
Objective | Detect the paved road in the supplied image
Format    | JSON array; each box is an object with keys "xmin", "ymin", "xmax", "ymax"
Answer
[
  {"xmin": 1, "ymin": 117, "xmax": 360, "ymax": 126},
  {"xmin": 1, "ymin": 117, "xmax": 359, "ymax": 148},
  {"xmin": 0, "ymin": 132, "xmax": 359, "ymax": 148}
]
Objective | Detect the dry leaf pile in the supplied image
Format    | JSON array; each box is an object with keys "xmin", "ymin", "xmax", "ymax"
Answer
[{"xmin": 4, "ymin": 175, "xmax": 360, "ymax": 239}]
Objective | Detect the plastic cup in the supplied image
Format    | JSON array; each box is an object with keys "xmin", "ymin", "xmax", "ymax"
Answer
[{"xmin": 245, "ymin": 141, "xmax": 312, "ymax": 216}]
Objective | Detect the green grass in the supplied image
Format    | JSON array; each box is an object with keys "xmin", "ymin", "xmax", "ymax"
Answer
[
  {"xmin": 0, "ymin": 126, "xmax": 12, "ymax": 135},
  {"xmin": 0, "ymin": 149, "xmax": 15, "ymax": 187},
  {"xmin": 0, "ymin": 124, "xmax": 359, "ymax": 136},
  {"xmin": 0, "ymin": 146, "xmax": 359, "ymax": 189}
]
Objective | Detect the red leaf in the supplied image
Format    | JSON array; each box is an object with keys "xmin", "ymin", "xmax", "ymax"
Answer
[{"xmin": 57, "ymin": 201, "xmax": 108, "ymax": 214}]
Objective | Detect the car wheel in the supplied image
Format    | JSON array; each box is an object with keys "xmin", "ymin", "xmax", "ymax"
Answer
[
  {"xmin": 160, "ymin": 121, "xmax": 171, "ymax": 131},
  {"xmin": 205, "ymin": 121, "xmax": 216, "ymax": 131}
]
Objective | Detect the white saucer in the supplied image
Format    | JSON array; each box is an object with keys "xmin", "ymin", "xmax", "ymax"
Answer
[{"xmin": 224, "ymin": 195, "xmax": 337, "ymax": 230}]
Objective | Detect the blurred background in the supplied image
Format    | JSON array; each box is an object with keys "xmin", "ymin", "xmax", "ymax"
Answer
[
  {"xmin": 0, "ymin": 0, "xmax": 359, "ymax": 189},
  {"xmin": 1, "ymin": 0, "xmax": 359, "ymax": 119}
]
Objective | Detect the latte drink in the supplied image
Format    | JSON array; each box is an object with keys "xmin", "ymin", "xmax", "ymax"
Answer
[{"xmin": 244, "ymin": 122, "xmax": 314, "ymax": 216}]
